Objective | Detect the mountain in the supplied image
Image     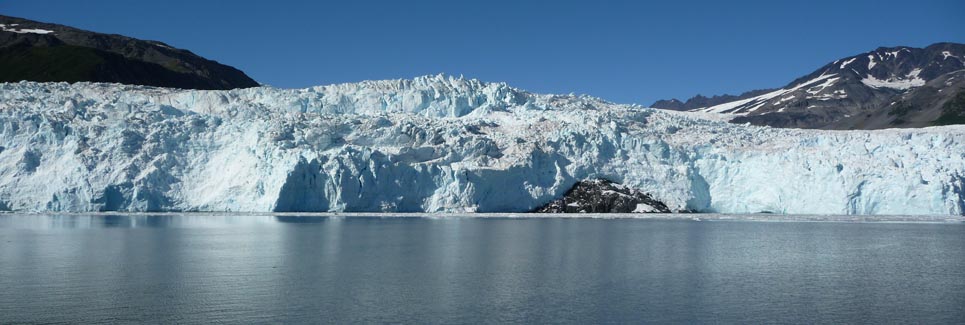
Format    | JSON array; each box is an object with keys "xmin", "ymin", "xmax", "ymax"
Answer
[
  {"xmin": 651, "ymin": 43, "xmax": 965, "ymax": 129},
  {"xmin": 0, "ymin": 15, "xmax": 258, "ymax": 90},
  {"xmin": 1, "ymin": 76, "xmax": 963, "ymax": 214},
  {"xmin": 651, "ymin": 89, "xmax": 776, "ymax": 111}
]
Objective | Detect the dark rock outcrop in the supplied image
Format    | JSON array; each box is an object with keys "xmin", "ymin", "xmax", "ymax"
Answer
[{"xmin": 535, "ymin": 179, "xmax": 672, "ymax": 213}]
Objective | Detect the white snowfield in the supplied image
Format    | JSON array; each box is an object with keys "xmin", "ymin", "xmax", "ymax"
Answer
[
  {"xmin": 0, "ymin": 24, "xmax": 54, "ymax": 35},
  {"xmin": 1, "ymin": 75, "xmax": 963, "ymax": 214}
]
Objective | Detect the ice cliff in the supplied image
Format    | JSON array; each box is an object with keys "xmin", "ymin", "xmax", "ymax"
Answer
[{"xmin": 1, "ymin": 75, "xmax": 963, "ymax": 214}]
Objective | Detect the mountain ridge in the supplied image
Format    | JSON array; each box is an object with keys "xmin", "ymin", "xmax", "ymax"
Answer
[
  {"xmin": 652, "ymin": 88, "xmax": 776, "ymax": 111},
  {"xmin": 0, "ymin": 15, "xmax": 259, "ymax": 90},
  {"xmin": 651, "ymin": 42, "xmax": 965, "ymax": 129}
]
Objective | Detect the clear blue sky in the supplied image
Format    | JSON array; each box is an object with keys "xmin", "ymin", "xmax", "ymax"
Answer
[{"xmin": 3, "ymin": 0, "xmax": 964, "ymax": 105}]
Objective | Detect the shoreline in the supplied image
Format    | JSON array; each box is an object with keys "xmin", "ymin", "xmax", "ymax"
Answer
[{"xmin": 1, "ymin": 212, "xmax": 963, "ymax": 223}]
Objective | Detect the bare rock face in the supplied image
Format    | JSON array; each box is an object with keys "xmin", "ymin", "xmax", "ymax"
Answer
[{"xmin": 535, "ymin": 179, "xmax": 673, "ymax": 213}]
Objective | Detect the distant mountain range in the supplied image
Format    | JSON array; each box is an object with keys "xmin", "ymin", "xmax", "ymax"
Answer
[
  {"xmin": 0, "ymin": 15, "xmax": 258, "ymax": 90},
  {"xmin": 652, "ymin": 43, "xmax": 965, "ymax": 129},
  {"xmin": 652, "ymin": 89, "xmax": 776, "ymax": 111}
]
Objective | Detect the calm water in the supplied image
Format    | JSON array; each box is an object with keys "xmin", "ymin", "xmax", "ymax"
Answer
[{"xmin": 1, "ymin": 215, "xmax": 963, "ymax": 324}]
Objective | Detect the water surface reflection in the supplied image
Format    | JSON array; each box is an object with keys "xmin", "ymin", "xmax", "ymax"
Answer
[{"xmin": 1, "ymin": 215, "xmax": 963, "ymax": 323}]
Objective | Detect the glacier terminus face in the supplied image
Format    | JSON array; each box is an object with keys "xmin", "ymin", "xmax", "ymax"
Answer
[{"xmin": 0, "ymin": 75, "xmax": 963, "ymax": 214}]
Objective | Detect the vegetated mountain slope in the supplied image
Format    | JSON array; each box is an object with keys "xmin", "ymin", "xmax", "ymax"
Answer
[
  {"xmin": 0, "ymin": 15, "xmax": 258, "ymax": 90},
  {"xmin": 1, "ymin": 76, "xmax": 963, "ymax": 214},
  {"xmin": 652, "ymin": 43, "xmax": 965, "ymax": 129}
]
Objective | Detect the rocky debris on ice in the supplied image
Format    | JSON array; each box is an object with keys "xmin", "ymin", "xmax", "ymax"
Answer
[
  {"xmin": 0, "ymin": 75, "xmax": 964, "ymax": 215},
  {"xmin": 533, "ymin": 179, "xmax": 672, "ymax": 213}
]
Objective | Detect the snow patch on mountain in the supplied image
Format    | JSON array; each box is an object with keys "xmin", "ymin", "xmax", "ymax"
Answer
[
  {"xmin": 861, "ymin": 72, "xmax": 926, "ymax": 90},
  {"xmin": 839, "ymin": 58, "xmax": 856, "ymax": 69},
  {"xmin": 1, "ymin": 77, "xmax": 964, "ymax": 215},
  {"xmin": 0, "ymin": 23, "xmax": 53, "ymax": 35},
  {"xmin": 806, "ymin": 76, "xmax": 840, "ymax": 95},
  {"xmin": 697, "ymin": 73, "xmax": 838, "ymax": 115}
]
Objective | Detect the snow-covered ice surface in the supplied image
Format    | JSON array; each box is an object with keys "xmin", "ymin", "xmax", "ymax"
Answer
[{"xmin": 1, "ymin": 75, "xmax": 964, "ymax": 215}]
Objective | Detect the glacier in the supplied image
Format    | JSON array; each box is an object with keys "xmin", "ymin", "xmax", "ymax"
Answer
[{"xmin": 0, "ymin": 75, "xmax": 963, "ymax": 214}]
